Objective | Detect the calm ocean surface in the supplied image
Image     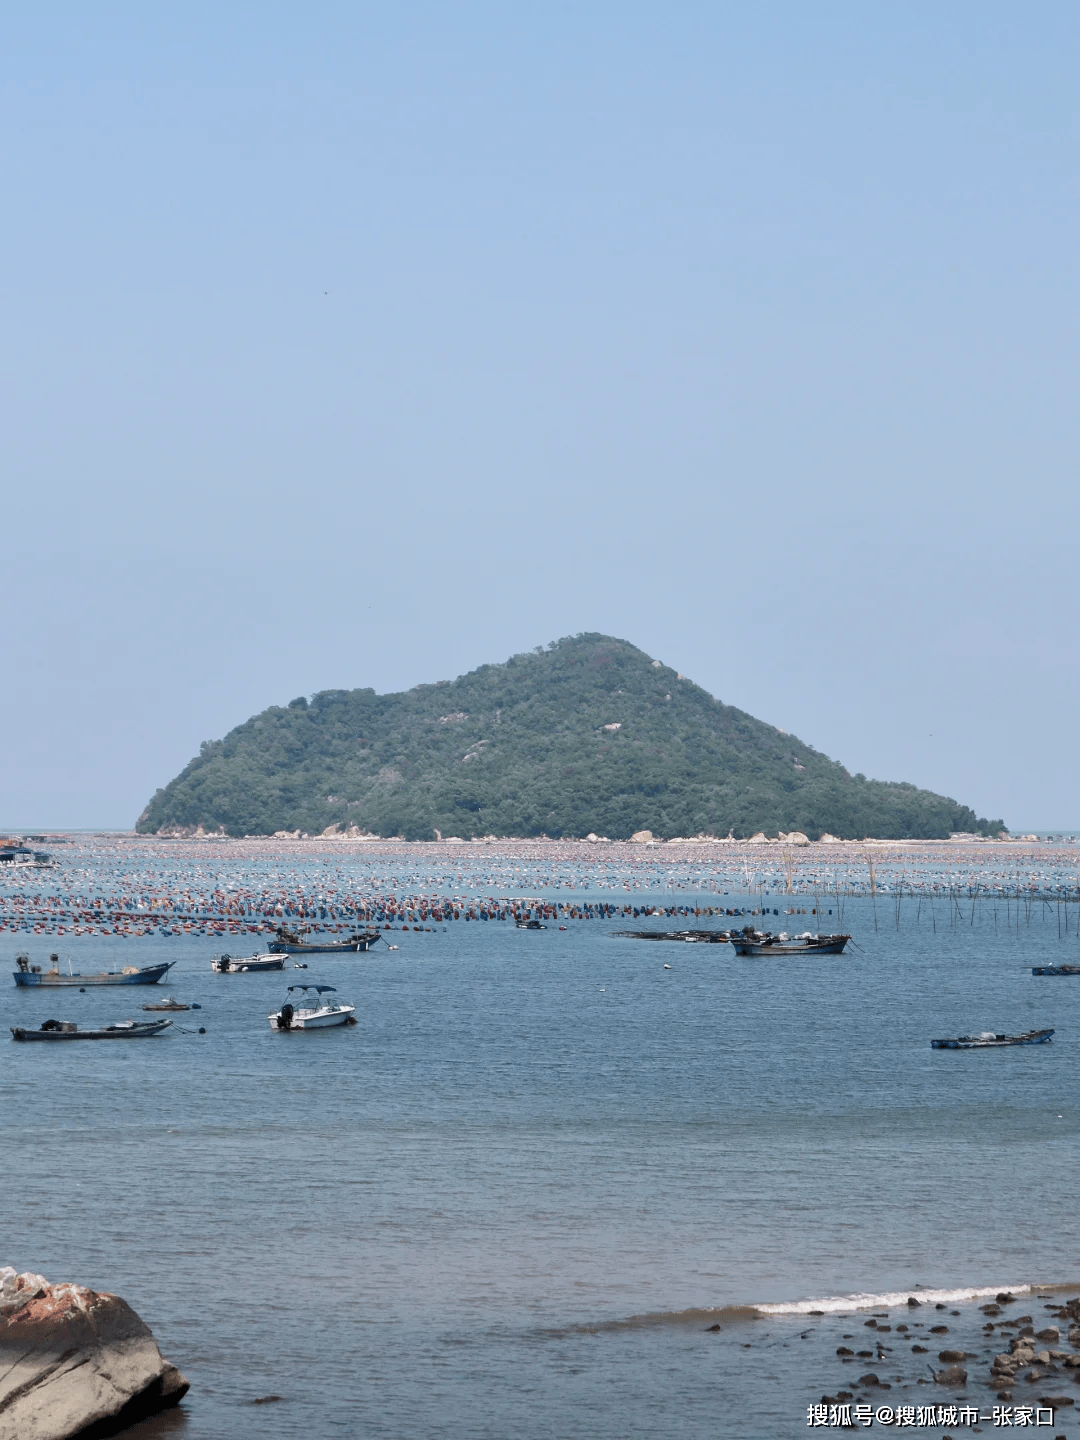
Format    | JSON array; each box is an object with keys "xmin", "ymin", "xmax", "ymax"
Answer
[{"xmin": 4, "ymin": 881, "xmax": 1078, "ymax": 1438}]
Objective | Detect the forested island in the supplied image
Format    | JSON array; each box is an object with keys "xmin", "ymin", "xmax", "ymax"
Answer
[{"xmin": 137, "ymin": 634, "xmax": 1005, "ymax": 841}]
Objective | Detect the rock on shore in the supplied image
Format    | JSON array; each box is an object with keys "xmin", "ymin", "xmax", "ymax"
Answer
[{"xmin": 0, "ymin": 1268, "xmax": 189, "ymax": 1440}]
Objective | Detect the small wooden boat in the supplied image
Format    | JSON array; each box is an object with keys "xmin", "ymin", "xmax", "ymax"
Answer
[
  {"xmin": 13, "ymin": 956, "xmax": 174, "ymax": 988},
  {"xmin": 11, "ymin": 1018, "xmax": 173, "ymax": 1042},
  {"xmin": 211, "ymin": 953, "xmax": 285, "ymax": 974},
  {"xmin": 141, "ymin": 997, "xmax": 194, "ymax": 1011},
  {"xmin": 1032, "ymin": 965, "xmax": 1080, "ymax": 976},
  {"xmin": 931, "ymin": 1028, "xmax": 1054, "ymax": 1050},
  {"xmin": 728, "ymin": 930, "xmax": 851, "ymax": 957},
  {"xmin": 268, "ymin": 984, "xmax": 356, "ymax": 1031},
  {"xmin": 515, "ymin": 919, "xmax": 547, "ymax": 930},
  {"xmin": 268, "ymin": 927, "xmax": 384, "ymax": 955}
]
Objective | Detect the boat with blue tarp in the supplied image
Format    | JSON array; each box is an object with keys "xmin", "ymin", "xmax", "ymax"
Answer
[
  {"xmin": 268, "ymin": 984, "xmax": 356, "ymax": 1030},
  {"xmin": 931, "ymin": 1028, "xmax": 1054, "ymax": 1050}
]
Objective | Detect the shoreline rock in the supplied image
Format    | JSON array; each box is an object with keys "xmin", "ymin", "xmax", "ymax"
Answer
[{"xmin": 0, "ymin": 1267, "xmax": 189, "ymax": 1440}]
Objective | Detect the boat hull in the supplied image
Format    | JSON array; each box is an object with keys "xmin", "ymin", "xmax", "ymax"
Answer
[
  {"xmin": 729, "ymin": 936, "xmax": 850, "ymax": 957},
  {"xmin": 212, "ymin": 955, "xmax": 286, "ymax": 973},
  {"xmin": 931, "ymin": 1029, "xmax": 1054, "ymax": 1049},
  {"xmin": 1032, "ymin": 966, "xmax": 1080, "ymax": 976},
  {"xmin": 269, "ymin": 1005, "xmax": 356, "ymax": 1030},
  {"xmin": 268, "ymin": 937, "xmax": 379, "ymax": 954},
  {"xmin": 13, "ymin": 963, "xmax": 174, "ymax": 987},
  {"xmin": 11, "ymin": 1020, "xmax": 173, "ymax": 1041}
]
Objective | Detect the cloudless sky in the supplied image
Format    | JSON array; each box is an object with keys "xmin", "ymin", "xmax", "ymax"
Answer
[{"xmin": 3, "ymin": 3, "xmax": 1078, "ymax": 829}]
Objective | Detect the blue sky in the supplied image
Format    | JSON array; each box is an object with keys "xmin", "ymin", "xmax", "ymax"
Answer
[{"xmin": 3, "ymin": 3, "xmax": 1078, "ymax": 828}]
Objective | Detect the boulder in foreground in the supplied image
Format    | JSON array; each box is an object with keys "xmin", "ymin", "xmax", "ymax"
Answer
[{"xmin": 0, "ymin": 1267, "xmax": 189, "ymax": 1440}]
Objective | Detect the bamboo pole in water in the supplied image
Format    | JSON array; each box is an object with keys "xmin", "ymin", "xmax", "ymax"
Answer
[{"xmin": 868, "ymin": 859, "xmax": 878, "ymax": 931}]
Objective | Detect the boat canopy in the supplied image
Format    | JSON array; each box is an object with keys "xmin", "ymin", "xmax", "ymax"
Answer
[{"xmin": 286, "ymin": 984, "xmax": 336, "ymax": 993}]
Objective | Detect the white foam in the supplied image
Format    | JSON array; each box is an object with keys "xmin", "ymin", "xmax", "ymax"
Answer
[{"xmin": 754, "ymin": 1283, "xmax": 1032, "ymax": 1315}]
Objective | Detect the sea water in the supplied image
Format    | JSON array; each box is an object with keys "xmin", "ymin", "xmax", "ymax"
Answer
[{"xmin": 3, "ymin": 881, "xmax": 1079, "ymax": 1438}]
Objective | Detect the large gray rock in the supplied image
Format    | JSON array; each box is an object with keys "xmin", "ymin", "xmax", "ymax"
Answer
[
  {"xmin": 0, "ymin": 1267, "xmax": 188, "ymax": 1440},
  {"xmin": 932, "ymin": 1363, "xmax": 968, "ymax": 1386}
]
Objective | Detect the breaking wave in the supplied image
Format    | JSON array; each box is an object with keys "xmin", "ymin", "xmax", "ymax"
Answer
[
  {"xmin": 582, "ymin": 1280, "xmax": 1080, "ymax": 1333},
  {"xmin": 753, "ymin": 1283, "xmax": 1035, "ymax": 1315}
]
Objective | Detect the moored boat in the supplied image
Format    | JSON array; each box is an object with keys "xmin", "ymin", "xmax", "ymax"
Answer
[
  {"xmin": 515, "ymin": 919, "xmax": 547, "ymax": 930},
  {"xmin": 268, "ymin": 927, "xmax": 384, "ymax": 955},
  {"xmin": 11, "ymin": 1018, "xmax": 173, "ymax": 1042},
  {"xmin": 142, "ymin": 997, "xmax": 196, "ymax": 1011},
  {"xmin": 931, "ymin": 1028, "xmax": 1054, "ymax": 1050},
  {"xmin": 1031, "ymin": 965, "xmax": 1080, "ymax": 976},
  {"xmin": 268, "ymin": 984, "xmax": 356, "ymax": 1030},
  {"xmin": 13, "ymin": 955, "xmax": 174, "ymax": 987},
  {"xmin": 211, "ymin": 953, "xmax": 286, "ymax": 974},
  {"xmin": 728, "ymin": 929, "xmax": 851, "ymax": 957}
]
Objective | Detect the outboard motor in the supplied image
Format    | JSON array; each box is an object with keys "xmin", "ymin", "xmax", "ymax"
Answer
[{"xmin": 278, "ymin": 1002, "xmax": 294, "ymax": 1031}]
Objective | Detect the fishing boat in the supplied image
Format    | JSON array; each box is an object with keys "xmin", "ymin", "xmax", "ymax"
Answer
[
  {"xmin": 728, "ymin": 930, "xmax": 851, "ymax": 957},
  {"xmin": 211, "ymin": 953, "xmax": 285, "ymax": 974},
  {"xmin": 142, "ymin": 997, "xmax": 196, "ymax": 1011},
  {"xmin": 13, "ymin": 955, "xmax": 174, "ymax": 988},
  {"xmin": 515, "ymin": 919, "xmax": 547, "ymax": 930},
  {"xmin": 931, "ymin": 1028, "xmax": 1054, "ymax": 1050},
  {"xmin": 268, "ymin": 984, "xmax": 356, "ymax": 1031},
  {"xmin": 11, "ymin": 1018, "xmax": 173, "ymax": 1042},
  {"xmin": 1031, "ymin": 965, "xmax": 1080, "ymax": 976},
  {"xmin": 268, "ymin": 927, "xmax": 384, "ymax": 955}
]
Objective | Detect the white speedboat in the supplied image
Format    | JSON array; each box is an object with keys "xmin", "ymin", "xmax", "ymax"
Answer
[
  {"xmin": 268, "ymin": 984, "xmax": 356, "ymax": 1031},
  {"xmin": 212, "ymin": 953, "xmax": 286, "ymax": 974}
]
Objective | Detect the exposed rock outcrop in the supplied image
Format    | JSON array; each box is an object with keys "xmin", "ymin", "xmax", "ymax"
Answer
[
  {"xmin": 932, "ymin": 1362, "xmax": 968, "ymax": 1386},
  {"xmin": 0, "ymin": 1267, "xmax": 188, "ymax": 1440}
]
